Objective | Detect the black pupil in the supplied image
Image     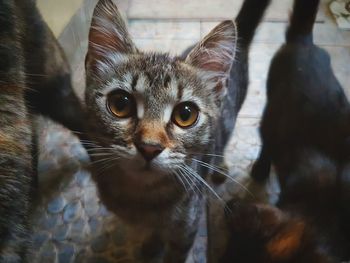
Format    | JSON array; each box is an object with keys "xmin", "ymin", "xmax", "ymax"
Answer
[
  {"xmin": 179, "ymin": 105, "xmax": 192, "ymax": 121},
  {"xmin": 115, "ymin": 95, "xmax": 129, "ymax": 112}
]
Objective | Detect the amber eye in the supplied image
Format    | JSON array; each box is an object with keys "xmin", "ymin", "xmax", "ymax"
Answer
[
  {"xmin": 107, "ymin": 90, "xmax": 135, "ymax": 118},
  {"xmin": 172, "ymin": 102, "xmax": 199, "ymax": 128}
]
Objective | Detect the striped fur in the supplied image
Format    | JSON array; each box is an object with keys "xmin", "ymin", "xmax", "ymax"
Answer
[
  {"xmin": 0, "ymin": 2, "xmax": 32, "ymax": 261},
  {"xmin": 85, "ymin": 1, "xmax": 238, "ymax": 261},
  {"xmin": 0, "ymin": 0, "xmax": 81, "ymax": 261},
  {"xmin": 83, "ymin": 0, "xmax": 269, "ymax": 262},
  {"xmin": 83, "ymin": 0, "xmax": 271, "ymax": 261}
]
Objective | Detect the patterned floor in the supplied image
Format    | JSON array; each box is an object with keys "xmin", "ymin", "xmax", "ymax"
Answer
[{"xmin": 31, "ymin": 0, "xmax": 350, "ymax": 262}]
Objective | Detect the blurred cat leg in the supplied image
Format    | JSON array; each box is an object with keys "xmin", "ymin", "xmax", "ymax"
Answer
[{"xmin": 251, "ymin": 143, "xmax": 271, "ymax": 182}]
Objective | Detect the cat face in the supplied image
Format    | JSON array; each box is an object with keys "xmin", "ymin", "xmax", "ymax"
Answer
[{"xmin": 84, "ymin": 0, "xmax": 237, "ymax": 180}]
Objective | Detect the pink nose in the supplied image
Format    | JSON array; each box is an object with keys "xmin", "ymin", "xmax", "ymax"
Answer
[{"xmin": 135, "ymin": 143, "xmax": 164, "ymax": 162}]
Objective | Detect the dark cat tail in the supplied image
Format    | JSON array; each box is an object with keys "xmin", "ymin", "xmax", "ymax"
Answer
[
  {"xmin": 286, "ymin": 0, "xmax": 320, "ymax": 44},
  {"xmin": 235, "ymin": 0, "xmax": 271, "ymax": 47}
]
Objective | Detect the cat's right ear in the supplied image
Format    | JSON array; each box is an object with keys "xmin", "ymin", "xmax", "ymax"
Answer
[
  {"xmin": 185, "ymin": 20, "xmax": 237, "ymax": 101},
  {"xmin": 86, "ymin": 0, "xmax": 137, "ymax": 74}
]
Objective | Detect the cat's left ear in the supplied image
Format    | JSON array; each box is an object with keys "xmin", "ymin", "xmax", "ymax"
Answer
[
  {"xmin": 86, "ymin": 0, "xmax": 137, "ymax": 74},
  {"xmin": 186, "ymin": 20, "xmax": 237, "ymax": 99}
]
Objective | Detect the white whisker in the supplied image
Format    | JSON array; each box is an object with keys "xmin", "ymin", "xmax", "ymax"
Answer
[
  {"xmin": 180, "ymin": 164, "xmax": 224, "ymax": 205},
  {"xmin": 177, "ymin": 166, "xmax": 202, "ymax": 197},
  {"xmin": 88, "ymin": 152, "xmax": 114, "ymax": 157},
  {"xmin": 90, "ymin": 155, "xmax": 115, "ymax": 165},
  {"xmin": 173, "ymin": 170, "xmax": 189, "ymax": 195},
  {"xmin": 176, "ymin": 168, "xmax": 195, "ymax": 195},
  {"xmin": 191, "ymin": 158, "xmax": 254, "ymax": 197}
]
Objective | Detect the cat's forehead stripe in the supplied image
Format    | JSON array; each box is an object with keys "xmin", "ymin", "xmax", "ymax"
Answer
[
  {"xmin": 164, "ymin": 74, "xmax": 171, "ymax": 88},
  {"xmin": 163, "ymin": 104, "xmax": 173, "ymax": 123},
  {"xmin": 134, "ymin": 74, "xmax": 147, "ymax": 93},
  {"xmin": 136, "ymin": 99, "xmax": 144, "ymax": 119},
  {"xmin": 123, "ymin": 72, "xmax": 133, "ymax": 88},
  {"xmin": 181, "ymin": 88, "xmax": 194, "ymax": 102},
  {"xmin": 131, "ymin": 74, "xmax": 139, "ymax": 91},
  {"xmin": 177, "ymin": 83, "xmax": 184, "ymax": 100},
  {"xmin": 102, "ymin": 78, "xmax": 127, "ymax": 94},
  {"xmin": 167, "ymin": 78, "xmax": 179, "ymax": 101}
]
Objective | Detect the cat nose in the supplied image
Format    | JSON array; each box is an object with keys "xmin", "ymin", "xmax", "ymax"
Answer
[{"xmin": 135, "ymin": 143, "xmax": 164, "ymax": 162}]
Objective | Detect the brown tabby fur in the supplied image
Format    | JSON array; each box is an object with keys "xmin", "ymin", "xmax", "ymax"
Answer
[
  {"xmin": 0, "ymin": 0, "xmax": 84, "ymax": 261},
  {"xmin": 83, "ymin": 0, "xmax": 238, "ymax": 261},
  {"xmin": 81, "ymin": 0, "xmax": 271, "ymax": 262}
]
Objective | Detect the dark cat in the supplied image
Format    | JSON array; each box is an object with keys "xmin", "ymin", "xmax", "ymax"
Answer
[
  {"xmin": 223, "ymin": 150, "xmax": 347, "ymax": 263},
  {"xmin": 250, "ymin": 0, "xmax": 350, "ymax": 250},
  {"xmin": 0, "ymin": 0, "xmax": 84, "ymax": 261},
  {"xmin": 251, "ymin": 0, "xmax": 350, "ymax": 185},
  {"xmin": 82, "ymin": 0, "xmax": 269, "ymax": 261},
  {"xmin": 221, "ymin": 0, "xmax": 350, "ymax": 262}
]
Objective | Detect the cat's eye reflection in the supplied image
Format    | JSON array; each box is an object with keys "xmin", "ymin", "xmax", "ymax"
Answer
[
  {"xmin": 107, "ymin": 90, "xmax": 136, "ymax": 118},
  {"xmin": 172, "ymin": 102, "xmax": 199, "ymax": 128}
]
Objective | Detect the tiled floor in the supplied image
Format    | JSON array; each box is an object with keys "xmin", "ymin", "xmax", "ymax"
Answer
[{"xmin": 33, "ymin": 0, "xmax": 350, "ymax": 262}]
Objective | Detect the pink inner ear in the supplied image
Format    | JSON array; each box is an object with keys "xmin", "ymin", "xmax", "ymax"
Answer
[
  {"xmin": 89, "ymin": 25, "xmax": 131, "ymax": 55},
  {"xmin": 197, "ymin": 41, "xmax": 231, "ymax": 72},
  {"xmin": 86, "ymin": 0, "xmax": 135, "ymax": 71},
  {"xmin": 191, "ymin": 42, "xmax": 234, "ymax": 74},
  {"xmin": 199, "ymin": 58, "xmax": 228, "ymax": 73},
  {"xmin": 186, "ymin": 20, "xmax": 237, "ymax": 79},
  {"xmin": 88, "ymin": 27, "xmax": 116, "ymax": 60},
  {"xmin": 87, "ymin": 27, "xmax": 116, "ymax": 72}
]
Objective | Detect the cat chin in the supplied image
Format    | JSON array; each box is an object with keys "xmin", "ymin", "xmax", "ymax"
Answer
[{"xmin": 111, "ymin": 160, "xmax": 177, "ymax": 189}]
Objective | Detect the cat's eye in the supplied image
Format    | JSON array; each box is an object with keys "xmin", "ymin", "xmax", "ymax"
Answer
[
  {"xmin": 107, "ymin": 90, "xmax": 136, "ymax": 118},
  {"xmin": 172, "ymin": 102, "xmax": 199, "ymax": 128}
]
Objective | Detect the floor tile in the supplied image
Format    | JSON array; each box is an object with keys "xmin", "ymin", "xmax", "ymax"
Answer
[
  {"xmin": 133, "ymin": 38, "xmax": 198, "ymax": 55},
  {"xmin": 128, "ymin": 0, "xmax": 325, "ymax": 22},
  {"xmin": 129, "ymin": 20, "xmax": 201, "ymax": 40},
  {"xmin": 324, "ymin": 46, "xmax": 350, "ymax": 89}
]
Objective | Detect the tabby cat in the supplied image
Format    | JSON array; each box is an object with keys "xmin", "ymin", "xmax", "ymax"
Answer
[
  {"xmin": 0, "ymin": 0, "xmax": 84, "ymax": 261},
  {"xmin": 83, "ymin": 0, "xmax": 269, "ymax": 261}
]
